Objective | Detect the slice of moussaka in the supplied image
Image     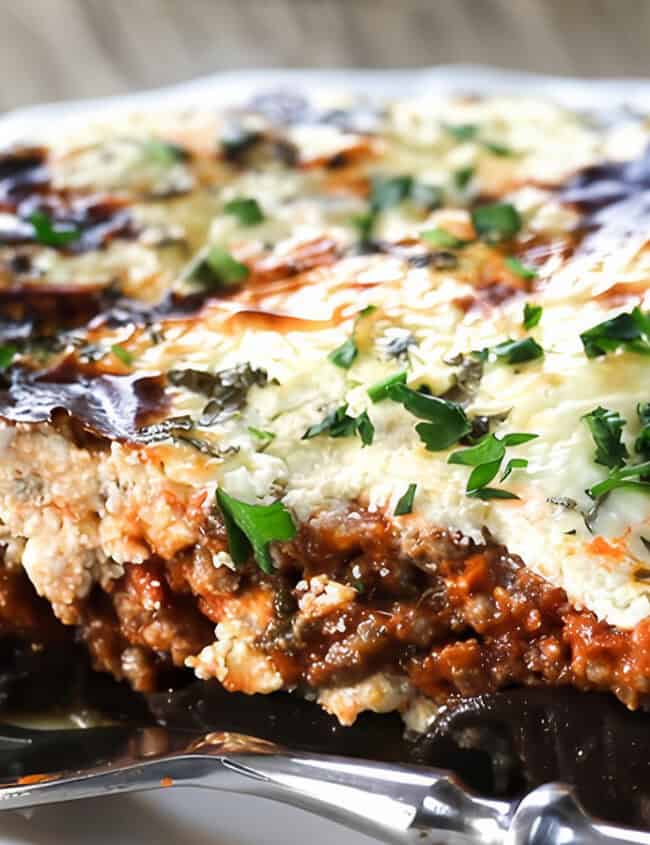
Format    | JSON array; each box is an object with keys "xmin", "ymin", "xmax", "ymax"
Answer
[{"xmin": 2, "ymin": 89, "xmax": 650, "ymax": 731}]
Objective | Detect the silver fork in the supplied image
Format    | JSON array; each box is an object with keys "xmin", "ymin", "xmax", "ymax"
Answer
[{"xmin": 0, "ymin": 724, "xmax": 649, "ymax": 844}]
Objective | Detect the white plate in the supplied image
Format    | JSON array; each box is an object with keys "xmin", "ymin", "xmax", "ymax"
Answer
[{"xmin": 2, "ymin": 65, "xmax": 650, "ymax": 845}]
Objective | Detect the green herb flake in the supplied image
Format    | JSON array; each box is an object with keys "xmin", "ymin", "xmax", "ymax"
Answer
[
  {"xmin": 522, "ymin": 302, "xmax": 543, "ymax": 329},
  {"xmin": 223, "ymin": 197, "xmax": 265, "ymax": 226},
  {"xmin": 29, "ymin": 211, "xmax": 81, "ymax": 248},
  {"xmin": 635, "ymin": 402, "xmax": 650, "ymax": 462},
  {"xmin": 471, "ymin": 202, "xmax": 522, "ymax": 243},
  {"xmin": 580, "ymin": 307, "xmax": 650, "ymax": 358},
  {"xmin": 367, "ymin": 370, "xmax": 408, "ymax": 403},
  {"xmin": 421, "ymin": 227, "xmax": 469, "ymax": 250},
  {"xmin": 302, "ymin": 404, "xmax": 374, "ymax": 446},
  {"xmin": 481, "ymin": 140, "xmax": 514, "ymax": 157},
  {"xmin": 248, "ymin": 426, "xmax": 275, "ymax": 448},
  {"xmin": 453, "ymin": 166, "xmax": 475, "ymax": 191},
  {"xmin": 370, "ymin": 175, "xmax": 413, "ymax": 211},
  {"xmin": 494, "ymin": 336, "xmax": 544, "ymax": 365},
  {"xmin": 188, "ymin": 246, "xmax": 250, "ymax": 289},
  {"xmin": 582, "ymin": 406, "xmax": 628, "ymax": 469},
  {"xmin": 449, "ymin": 431, "xmax": 537, "ymax": 498},
  {"xmin": 587, "ymin": 461, "xmax": 650, "ymax": 500},
  {"xmin": 387, "ymin": 383, "xmax": 471, "ymax": 451},
  {"xmin": 394, "ymin": 483, "xmax": 417, "ymax": 516},
  {"xmin": 215, "ymin": 489, "xmax": 297, "ymax": 574},
  {"xmin": 351, "ymin": 210, "xmax": 376, "ymax": 246},
  {"xmin": 443, "ymin": 123, "xmax": 479, "ymax": 141},
  {"xmin": 111, "ymin": 344, "xmax": 133, "ymax": 366},
  {"xmin": 328, "ymin": 338, "xmax": 358, "ymax": 369},
  {"xmin": 469, "ymin": 487, "xmax": 520, "ymax": 500},
  {"xmin": 506, "ymin": 258, "xmax": 537, "ymax": 282},
  {"xmin": 0, "ymin": 344, "xmax": 16, "ymax": 370},
  {"xmin": 475, "ymin": 337, "xmax": 544, "ymax": 366},
  {"xmin": 142, "ymin": 139, "xmax": 189, "ymax": 165},
  {"xmin": 410, "ymin": 182, "xmax": 443, "ymax": 212}
]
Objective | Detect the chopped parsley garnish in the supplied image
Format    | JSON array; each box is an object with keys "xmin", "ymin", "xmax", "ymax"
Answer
[
  {"xmin": 387, "ymin": 383, "xmax": 471, "ymax": 450},
  {"xmin": 215, "ymin": 489, "xmax": 296, "ymax": 574},
  {"xmin": 580, "ymin": 307, "xmax": 650, "ymax": 358},
  {"xmin": 394, "ymin": 483, "xmax": 417, "ymax": 515},
  {"xmin": 581, "ymin": 405, "xmax": 650, "ymax": 501},
  {"xmin": 507, "ymin": 257, "xmax": 537, "ymax": 282},
  {"xmin": 111, "ymin": 344, "xmax": 133, "ymax": 366},
  {"xmin": 0, "ymin": 344, "xmax": 16, "ymax": 370},
  {"xmin": 29, "ymin": 211, "xmax": 81, "ymax": 248},
  {"xmin": 187, "ymin": 245, "xmax": 249, "ymax": 289},
  {"xmin": 421, "ymin": 228, "xmax": 469, "ymax": 250},
  {"xmin": 351, "ymin": 211, "xmax": 376, "ymax": 247},
  {"xmin": 410, "ymin": 182, "xmax": 444, "ymax": 212},
  {"xmin": 474, "ymin": 336, "xmax": 544, "ymax": 365},
  {"xmin": 635, "ymin": 403, "xmax": 650, "ymax": 461},
  {"xmin": 370, "ymin": 175, "xmax": 414, "ymax": 211},
  {"xmin": 453, "ymin": 166, "xmax": 475, "ymax": 191},
  {"xmin": 471, "ymin": 203, "xmax": 522, "ymax": 243},
  {"xmin": 329, "ymin": 338, "xmax": 358, "ymax": 369},
  {"xmin": 223, "ymin": 197, "xmax": 265, "ymax": 226},
  {"xmin": 582, "ymin": 407, "xmax": 628, "ymax": 469},
  {"xmin": 443, "ymin": 123, "xmax": 479, "ymax": 141},
  {"xmin": 588, "ymin": 461, "xmax": 650, "ymax": 500},
  {"xmin": 141, "ymin": 139, "xmax": 189, "ymax": 165},
  {"xmin": 449, "ymin": 431, "xmax": 537, "ymax": 499},
  {"xmin": 481, "ymin": 140, "xmax": 513, "ymax": 157},
  {"xmin": 367, "ymin": 370, "xmax": 407, "ymax": 403},
  {"xmin": 443, "ymin": 124, "xmax": 513, "ymax": 156},
  {"xmin": 248, "ymin": 426, "xmax": 275, "ymax": 449},
  {"xmin": 328, "ymin": 306, "xmax": 376, "ymax": 370},
  {"xmin": 303, "ymin": 404, "xmax": 374, "ymax": 446},
  {"xmin": 522, "ymin": 302, "xmax": 543, "ymax": 329}
]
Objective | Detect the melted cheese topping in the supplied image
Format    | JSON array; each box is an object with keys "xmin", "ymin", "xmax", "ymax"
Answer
[{"xmin": 4, "ymin": 92, "xmax": 650, "ymax": 631}]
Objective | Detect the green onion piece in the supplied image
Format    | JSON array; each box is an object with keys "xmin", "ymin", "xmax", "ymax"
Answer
[
  {"xmin": 394, "ymin": 483, "xmax": 417, "ymax": 515},
  {"xmin": 223, "ymin": 197, "xmax": 265, "ymax": 226},
  {"xmin": 215, "ymin": 489, "xmax": 297, "ymax": 574},
  {"xmin": 471, "ymin": 202, "xmax": 522, "ymax": 243},
  {"xmin": 367, "ymin": 371, "xmax": 407, "ymax": 403}
]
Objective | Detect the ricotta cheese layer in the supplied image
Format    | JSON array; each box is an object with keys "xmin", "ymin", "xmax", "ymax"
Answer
[{"xmin": 2, "ymin": 89, "xmax": 650, "ymax": 724}]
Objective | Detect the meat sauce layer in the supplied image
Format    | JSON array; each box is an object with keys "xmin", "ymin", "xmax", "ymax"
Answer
[{"xmin": 2, "ymin": 506, "xmax": 649, "ymax": 712}]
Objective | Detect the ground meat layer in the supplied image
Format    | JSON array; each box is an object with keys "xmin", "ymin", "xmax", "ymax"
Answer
[{"xmin": 2, "ymin": 505, "xmax": 650, "ymax": 723}]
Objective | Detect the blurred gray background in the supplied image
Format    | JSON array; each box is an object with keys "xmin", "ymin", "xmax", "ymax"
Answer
[{"xmin": 1, "ymin": 0, "xmax": 649, "ymax": 111}]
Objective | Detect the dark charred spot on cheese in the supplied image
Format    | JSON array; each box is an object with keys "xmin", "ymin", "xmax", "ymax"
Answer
[
  {"xmin": 560, "ymin": 142, "xmax": 650, "ymax": 259},
  {"xmin": 0, "ymin": 361, "xmax": 168, "ymax": 440},
  {"xmin": 0, "ymin": 145, "xmax": 136, "ymax": 254}
]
